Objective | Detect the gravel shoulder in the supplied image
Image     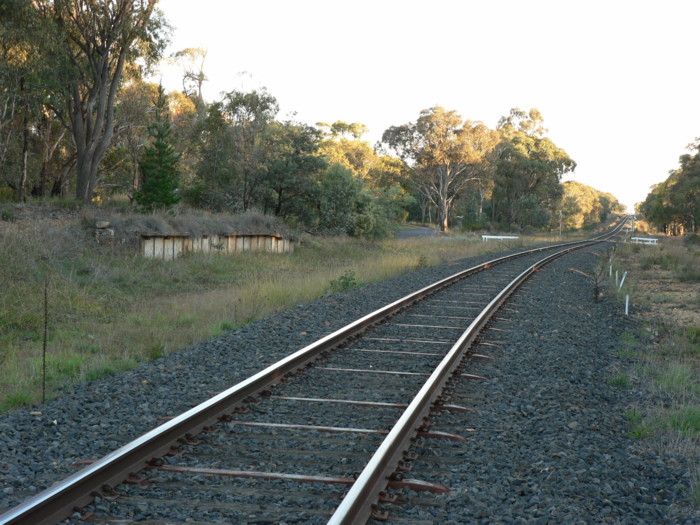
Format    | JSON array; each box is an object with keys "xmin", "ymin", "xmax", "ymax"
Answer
[
  {"xmin": 1, "ymin": 243, "xmax": 698, "ymax": 523},
  {"xmin": 382, "ymin": 246, "xmax": 699, "ymax": 524}
]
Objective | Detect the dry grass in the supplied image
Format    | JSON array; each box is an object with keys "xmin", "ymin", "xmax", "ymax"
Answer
[
  {"xmin": 613, "ymin": 234, "xmax": 700, "ymax": 506},
  {"xmin": 0, "ymin": 210, "xmax": 554, "ymax": 412}
]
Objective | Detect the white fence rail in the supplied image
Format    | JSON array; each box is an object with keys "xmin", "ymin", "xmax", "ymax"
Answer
[
  {"xmin": 630, "ymin": 237, "xmax": 658, "ymax": 245},
  {"xmin": 482, "ymin": 235, "xmax": 520, "ymax": 242}
]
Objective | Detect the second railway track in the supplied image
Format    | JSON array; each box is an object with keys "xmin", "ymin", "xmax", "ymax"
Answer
[{"xmin": 3, "ymin": 219, "xmax": 667, "ymax": 525}]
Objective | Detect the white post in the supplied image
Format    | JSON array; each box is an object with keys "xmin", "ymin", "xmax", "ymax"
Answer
[
  {"xmin": 615, "ymin": 270, "xmax": 619, "ymax": 287},
  {"xmin": 609, "ymin": 265, "xmax": 613, "ymax": 278},
  {"xmin": 625, "ymin": 295, "xmax": 629, "ymax": 316},
  {"xmin": 619, "ymin": 271, "xmax": 627, "ymax": 290}
]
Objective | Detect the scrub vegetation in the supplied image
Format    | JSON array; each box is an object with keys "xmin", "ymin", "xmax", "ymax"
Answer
[
  {"xmin": 0, "ymin": 208, "xmax": 564, "ymax": 413},
  {"xmin": 612, "ymin": 236, "xmax": 700, "ymax": 505}
]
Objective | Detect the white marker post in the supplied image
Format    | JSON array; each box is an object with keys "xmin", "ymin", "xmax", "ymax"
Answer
[
  {"xmin": 625, "ymin": 295, "xmax": 630, "ymax": 316},
  {"xmin": 619, "ymin": 271, "xmax": 627, "ymax": 291}
]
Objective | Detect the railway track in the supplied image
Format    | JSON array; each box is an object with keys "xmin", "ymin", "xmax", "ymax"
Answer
[{"xmin": 1, "ymin": 219, "xmax": 629, "ymax": 525}]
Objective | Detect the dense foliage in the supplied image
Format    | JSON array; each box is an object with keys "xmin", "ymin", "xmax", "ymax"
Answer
[
  {"xmin": 639, "ymin": 139, "xmax": 700, "ymax": 235},
  {"xmin": 0, "ymin": 1, "xmax": 619, "ymax": 236},
  {"xmin": 561, "ymin": 181, "xmax": 625, "ymax": 230}
]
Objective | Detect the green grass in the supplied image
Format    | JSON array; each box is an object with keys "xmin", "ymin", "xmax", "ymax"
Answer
[
  {"xmin": 624, "ymin": 407, "xmax": 656, "ymax": 439},
  {"xmin": 624, "ymin": 408, "xmax": 643, "ymax": 423},
  {"xmin": 0, "ymin": 392, "xmax": 32, "ymax": 412},
  {"xmin": 617, "ymin": 331, "xmax": 641, "ymax": 358},
  {"xmin": 628, "ymin": 422, "xmax": 655, "ymax": 440},
  {"xmin": 662, "ymin": 406, "xmax": 700, "ymax": 437},
  {"xmin": 608, "ymin": 373, "xmax": 631, "ymax": 388},
  {"xmin": 655, "ymin": 362, "xmax": 697, "ymax": 397}
]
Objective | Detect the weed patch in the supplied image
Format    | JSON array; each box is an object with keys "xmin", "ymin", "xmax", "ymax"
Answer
[
  {"xmin": 628, "ymin": 422, "xmax": 655, "ymax": 440},
  {"xmin": 329, "ymin": 270, "xmax": 359, "ymax": 294},
  {"xmin": 608, "ymin": 373, "xmax": 631, "ymax": 388},
  {"xmin": 662, "ymin": 406, "xmax": 700, "ymax": 438},
  {"xmin": 656, "ymin": 362, "xmax": 697, "ymax": 398},
  {"xmin": 0, "ymin": 392, "xmax": 32, "ymax": 412}
]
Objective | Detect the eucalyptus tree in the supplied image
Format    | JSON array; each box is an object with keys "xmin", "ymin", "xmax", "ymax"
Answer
[
  {"xmin": 0, "ymin": 0, "xmax": 55, "ymax": 200},
  {"xmin": 190, "ymin": 102, "xmax": 235, "ymax": 210},
  {"xmin": 169, "ymin": 47, "xmax": 207, "ymax": 106},
  {"xmin": 220, "ymin": 87, "xmax": 279, "ymax": 211},
  {"xmin": 382, "ymin": 107, "xmax": 499, "ymax": 231},
  {"xmin": 641, "ymin": 139, "xmax": 700, "ymax": 233},
  {"xmin": 561, "ymin": 181, "xmax": 625, "ymax": 229},
  {"xmin": 261, "ymin": 121, "xmax": 326, "ymax": 219},
  {"xmin": 492, "ymin": 108, "xmax": 576, "ymax": 228},
  {"xmin": 33, "ymin": 0, "xmax": 168, "ymax": 202},
  {"xmin": 108, "ymin": 79, "xmax": 160, "ymax": 198},
  {"xmin": 317, "ymin": 121, "xmax": 377, "ymax": 181}
]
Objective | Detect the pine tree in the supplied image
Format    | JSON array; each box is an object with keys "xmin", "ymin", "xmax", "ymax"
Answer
[{"xmin": 135, "ymin": 85, "xmax": 181, "ymax": 210}]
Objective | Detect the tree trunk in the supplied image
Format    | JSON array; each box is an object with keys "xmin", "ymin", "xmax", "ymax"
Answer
[
  {"xmin": 38, "ymin": 112, "xmax": 51, "ymax": 197},
  {"xmin": 18, "ymin": 97, "xmax": 29, "ymax": 203},
  {"xmin": 47, "ymin": 0, "xmax": 159, "ymax": 202},
  {"xmin": 438, "ymin": 194, "xmax": 450, "ymax": 232},
  {"xmin": 130, "ymin": 155, "xmax": 139, "ymax": 203},
  {"xmin": 440, "ymin": 213, "xmax": 449, "ymax": 232}
]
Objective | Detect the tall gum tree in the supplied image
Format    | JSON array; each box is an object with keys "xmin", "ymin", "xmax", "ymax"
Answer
[
  {"xmin": 382, "ymin": 106, "xmax": 499, "ymax": 231},
  {"xmin": 222, "ymin": 88, "xmax": 279, "ymax": 211},
  {"xmin": 641, "ymin": 139, "xmax": 700, "ymax": 234},
  {"xmin": 492, "ymin": 108, "xmax": 576, "ymax": 228},
  {"xmin": 34, "ymin": 0, "xmax": 166, "ymax": 202}
]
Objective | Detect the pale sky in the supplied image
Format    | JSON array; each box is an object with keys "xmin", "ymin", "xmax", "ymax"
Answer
[{"xmin": 156, "ymin": 0, "xmax": 700, "ymax": 212}]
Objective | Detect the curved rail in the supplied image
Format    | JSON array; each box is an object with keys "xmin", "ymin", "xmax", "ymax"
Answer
[{"xmin": 0, "ymin": 217, "xmax": 629, "ymax": 525}]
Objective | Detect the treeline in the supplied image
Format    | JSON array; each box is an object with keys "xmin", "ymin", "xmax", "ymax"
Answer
[
  {"xmin": 561, "ymin": 181, "xmax": 625, "ymax": 230},
  {"xmin": 638, "ymin": 139, "xmax": 700, "ymax": 235},
  {"xmin": 0, "ymin": 1, "xmax": 619, "ymax": 236}
]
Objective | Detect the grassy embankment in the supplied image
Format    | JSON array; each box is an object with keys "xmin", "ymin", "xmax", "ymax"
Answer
[
  {"xmin": 608, "ymin": 235, "xmax": 700, "ymax": 505},
  {"xmin": 0, "ymin": 209, "xmax": 572, "ymax": 413}
]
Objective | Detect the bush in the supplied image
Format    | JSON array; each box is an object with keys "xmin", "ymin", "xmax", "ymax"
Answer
[
  {"xmin": 684, "ymin": 233, "xmax": 700, "ymax": 246},
  {"xmin": 0, "ymin": 187, "xmax": 16, "ymax": 202},
  {"xmin": 329, "ymin": 270, "xmax": 358, "ymax": 294},
  {"xmin": 0, "ymin": 204, "xmax": 16, "ymax": 222}
]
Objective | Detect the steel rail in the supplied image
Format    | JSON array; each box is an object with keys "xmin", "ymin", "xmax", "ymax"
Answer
[
  {"xmin": 327, "ymin": 221, "xmax": 628, "ymax": 524},
  {"xmin": 0, "ymin": 218, "xmax": 629, "ymax": 525}
]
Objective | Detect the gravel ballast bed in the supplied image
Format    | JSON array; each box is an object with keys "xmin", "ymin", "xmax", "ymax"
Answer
[
  {"xmin": 379, "ymin": 247, "xmax": 698, "ymax": 524},
  {"xmin": 1, "ymin": 244, "xmax": 698, "ymax": 523}
]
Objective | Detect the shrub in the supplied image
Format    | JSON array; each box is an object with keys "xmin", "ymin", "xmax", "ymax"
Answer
[
  {"xmin": 329, "ymin": 270, "xmax": 358, "ymax": 294},
  {"xmin": 0, "ymin": 204, "xmax": 16, "ymax": 222},
  {"xmin": 677, "ymin": 263, "xmax": 700, "ymax": 283}
]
